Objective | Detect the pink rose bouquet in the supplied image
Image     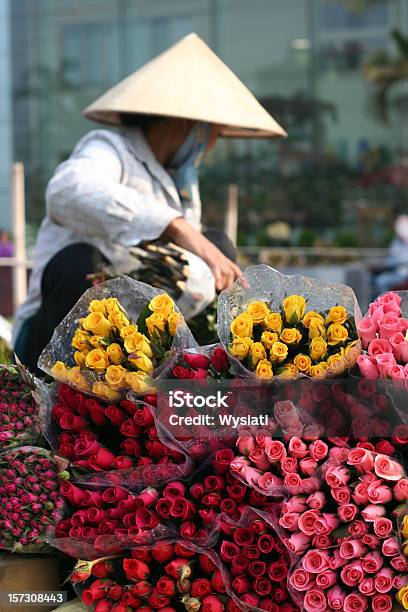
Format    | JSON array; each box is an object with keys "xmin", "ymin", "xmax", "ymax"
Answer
[{"xmin": 0, "ymin": 365, "xmax": 41, "ymax": 448}]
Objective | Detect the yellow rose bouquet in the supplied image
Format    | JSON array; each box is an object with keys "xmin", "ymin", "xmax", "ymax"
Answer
[
  {"xmin": 38, "ymin": 277, "xmax": 193, "ymax": 400},
  {"xmin": 218, "ymin": 265, "xmax": 361, "ymax": 380}
]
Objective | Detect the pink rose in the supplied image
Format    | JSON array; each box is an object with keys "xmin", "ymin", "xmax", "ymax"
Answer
[
  {"xmin": 374, "ymin": 454, "xmax": 405, "ymax": 481},
  {"xmin": 278, "ymin": 512, "xmax": 299, "ymax": 532},
  {"xmin": 391, "ymin": 555, "xmax": 408, "ymax": 572},
  {"xmin": 371, "ymin": 594, "xmax": 393, "ymax": 612},
  {"xmin": 309, "ymin": 440, "xmax": 328, "ymax": 462},
  {"xmin": 330, "ymin": 549, "xmax": 347, "ymax": 570},
  {"xmin": 288, "ymin": 437, "xmax": 308, "ymax": 458},
  {"xmin": 368, "ymin": 337, "xmax": 392, "ymax": 357},
  {"xmin": 362, "ymin": 550, "xmax": 384, "ymax": 574},
  {"xmin": 340, "ymin": 561, "xmax": 364, "ymax": 587},
  {"xmin": 374, "ymin": 353, "xmax": 396, "ymax": 377},
  {"xmin": 240, "ymin": 465, "xmax": 262, "ymax": 487},
  {"xmin": 389, "ymin": 332, "xmax": 408, "ymax": 363},
  {"xmin": 284, "ymin": 472, "xmax": 302, "ymax": 492},
  {"xmin": 378, "ymin": 312, "xmax": 406, "ymax": 340},
  {"xmin": 387, "ymin": 364, "xmax": 407, "ymax": 380},
  {"xmin": 357, "ymin": 317, "xmax": 377, "ymax": 349},
  {"xmin": 312, "ymin": 534, "xmax": 333, "ymax": 549},
  {"xmin": 248, "ymin": 447, "xmax": 270, "ymax": 471},
  {"xmin": 394, "ymin": 575, "xmax": 408, "ymax": 590},
  {"xmin": 343, "ymin": 593, "xmax": 368, "ymax": 612},
  {"xmin": 282, "ymin": 495, "xmax": 307, "ymax": 514},
  {"xmin": 377, "ymin": 292, "xmax": 401, "ymax": 314},
  {"xmin": 257, "ymin": 471, "xmax": 282, "ymax": 491},
  {"xmin": 367, "ymin": 480, "xmax": 392, "ymax": 504},
  {"xmin": 361, "ymin": 504, "xmax": 386, "ymax": 522},
  {"xmin": 393, "ymin": 478, "xmax": 408, "ymax": 501},
  {"xmin": 374, "ymin": 567, "xmax": 394, "ymax": 593},
  {"xmin": 326, "ymin": 466, "xmax": 350, "ymax": 488},
  {"xmin": 285, "ymin": 532, "xmax": 311, "ymax": 554},
  {"xmin": 298, "ymin": 510, "xmax": 320, "ymax": 536},
  {"xmin": 382, "ymin": 536, "xmax": 400, "ymax": 557},
  {"xmin": 264, "ymin": 439, "xmax": 286, "ymax": 463},
  {"xmin": 358, "ymin": 578, "xmax": 375, "ymax": 596},
  {"xmin": 369, "ymin": 301, "xmax": 385, "ymax": 325},
  {"xmin": 281, "ymin": 456, "xmax": 298, "ymax": 475},
  {"xmin": 338, "ymin": 503, "xmax": 358, "ymax": 523},
  {"xmin": 331, "ymin": 486, "xmax": 351, "ymax": 505},
  {"xmin": 236, "ymin": 432, "xmax": 256, "ymax": 456},
  {"xmin": 274, "ymin": 400, "xmax": 298, "ymax": 429},
  {"xmin": 303, "ymin": 588, "xmax": 327, "ymax": 612},
  {"xmin": 299, "ymin": 457, "xmax": 318, "ymax": 476},
  {"xmin": 347, "ymin": 448, "xmax": 374, "ymax": 473},
  {"xmin": 339, "ymin": 539, "xmax": 367, "ymax": 560},
  {"xmin": 307, "ymin": 491, "xmax": 326, "ymax": 510},
  {"xmin": 348, "ymin": 520, "xmax": 368, "ymax": 537},
  {"xmin": 357, "ymin": 355, "xmax": 379, "ymax": 379},
  {"xmin": 373, "ymin": 517, "xmax": 393, "ymax": 538},
  {"xmin": 302, "ymin": 549, "xmax": 331, "ymax": 573},
  {"xmin": 362, "ymin": 534, "xmax": 380, "ymax": 549},
  {"xmin": 327, "ymin": 586, "xmax": 345, "ymax": 610},
  {"xmin": 315, "ymin": 570, "xmax": 336, "ymax": 589},
  {"xmin": 314, "ymin": 513, "xmax": 339, "ymax": 535},
  {"xmin": 289, "ymin": 567, "xmax": 315, "ymax": 592},
  {"xmin": 360, "ymin": 472, "xmax": 377, "ymax": 484}
]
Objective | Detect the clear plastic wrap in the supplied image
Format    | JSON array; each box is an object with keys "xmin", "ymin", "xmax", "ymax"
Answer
[
  {"xmin": 38, "ymin": 276, "xmax": 198, "ymax": 401},
  {"xmin": 217, "ymin": 264, "xmax": 362, "ymax": 380}
]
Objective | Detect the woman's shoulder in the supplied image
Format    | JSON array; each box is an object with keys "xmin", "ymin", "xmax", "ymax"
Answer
[{"xmin": 72, "ymin": 128, "xmax": 131, "ymax": 159}]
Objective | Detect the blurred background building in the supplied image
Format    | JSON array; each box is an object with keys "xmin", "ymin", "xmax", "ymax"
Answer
[{"xmin": 1, "ymin": 0, "xmax": 408, "ymax": 312}]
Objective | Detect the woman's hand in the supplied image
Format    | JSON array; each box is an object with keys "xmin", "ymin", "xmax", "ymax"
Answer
[{"xmin": 164, "ymin": 217, "xmax": 242, "ymax": 291}]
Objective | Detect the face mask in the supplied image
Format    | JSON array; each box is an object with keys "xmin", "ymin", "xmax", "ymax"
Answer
[{"xmin": 166, "ymin": 122, "xmax": 211, "ymax": 218}]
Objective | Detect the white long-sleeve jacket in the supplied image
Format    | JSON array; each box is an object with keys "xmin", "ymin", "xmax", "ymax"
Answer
[{"xmin": 12, "ymin": 127, "xmax": 215, "ymax": 342}]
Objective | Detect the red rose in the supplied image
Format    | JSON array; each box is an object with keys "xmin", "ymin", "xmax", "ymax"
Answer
[
  {"xmin": 211, "ymin": 570, "xmax": 227, "ymax": 593},
  {"xmin": 190, "ymin": 578, "xmax": 212, "ymax": 598},
  {"xmin": 268, "ymin": 560, "xmax": 288, "ymax": 582},
  {"xmin": 123, "ymin": 559, "xmax": 150, "ymax": 581},
  {"xmin": 232, "ymin": 574, "xmax": 250, "ymax": 594},
  {"xmin": 151, "ymin": 541, "xmax": 174, "ymax": 563},
  {"xmin": 148, "ymin": 587, "xmax": 171, "ymax": 609},
  {"xmin": 249, "ymin": 560, "xmax": 267, "ymax": 577},
  {"xmin": 74, "ymin": 437, "xmax": 102, "ymax": 458},
  {"xmin": 102, "ymin": 487, "xmax": 128, "ymax": 504},
  {"xmin": 190, "ymin": 483, "xmax": 205, "ymax": 500},
  {"xmin": 113, "ymin": 456, "xmax": 133, "ymax": 469},
  {"xmin": 105, "ymin": 405, "xmax": 127, "ymax": 427},
  {"xmin": 58, "ymin": 384, "xmax": 77, "ymax": 407},
  {"xmin": 132, "ymin": 550, "xmax": 152, "ymax": 563},
  {"xmin": 120, "ymin": 419, "xmax": 142, "ymax": 438},
  {"xmin": 163, "ymin": 481, "xmax": 186, "ymax": 499},
  {"xmin": 259, "ymin": 600, "xmax": 279, "ymax": 612},
  {"xmin": 220, "ymin": 541, "xmax": 239, "ymax": 563},
  {"xmin": 120, "ymin": 399, "xmax": 138, "ymax": 415},
  {"xmin": 253, "ymin": 577, "xmax": 272, "ymax": 596},
  {"xmin": 106, "ymin": 584, "xmax": 123, "ymax": 601},
  {"xmin": 199, "ymin": 554, "xmax": 217, "ymax": 575},
  {"xmin": 164, "ymin": 558, "xmax": 190, "ymax": 579},
  {"xmin": 233, "ymin": 527, "xmax": 254, "ymax": 547},
  {"xmin": 134, "ymin": 406, "xmax": 154, "ymax": 428},
  {"xmin": 81, "ymin": 579, "xmax": 113, "ymax": 605},
  {"xmin": 213, "ymin": 448, "xmax": 234, "ymax": 474},
  {"xmin": 211, "ymin": 348, "xmax": 229, "ymax": 372},
  {"xmin": 120, "ymin": 438, "xmax": 142, "ymax": 457},
  {"xmin": 201, "ymin": 492, "xmax": 222, "ymax": 507},
  {"xmin": 92, "ymin": 560, "xmax": 114, "ymax": 578},
  {"xmin": 94, "ymin": 600, "xmax": 113, "ymax": 612},
  {"xmin": 245, "ymin": 545, "xmax": 261, "ymax": 559},
  {"xmin": 392, "ymin": 424, "xmax": 408, "ymax": 446},
  {"xmin": 227, "ymin": 483, "xmax": 247, "ymax": 502},
  {"xmin": 241, "ymin": 592, "xmax": 260, "ymax": 607},
  {"xmin": 172, "ymin": 366, "xmax": 193, "ymax": 379},
  {"xmin": 375, "ymin": 440, "xmax": 395, "ymax": 456},
  {"xmin": 220, "ymin": 498, "xmax": 236, "ymax": 515},
  {"xmin": 59, "ymin": 481, "xmax": 87, "ymax": 507},
  {"xmin": 258, "ymin": 533, "xmax": 275, "ymax": 554},
  {"xmin": 170, "ymin": 498, "xmax": 195, "ymax": 520},
  {"xmin": 135, "ymin": 507, "xmax": 160, "ymax": 529},
  {"xmin": 156, "ymin": 576, "xmax": 176, "ymax": 596},
  {"xmin": 85, "ymin": 399, "xmax": 107, "ymax": 426},
  {"xmin": 129, "ymin": 580, "xmax": 152, "ymax": 597},
  {"xmin": 89, "ymin": 448, "xmax": 116, "ymax": 470},
  {"xmin": 156, "ymin": 498, "xmax": 172, "ymax": 519},
  {"xmin": 179, "ymin": 521, "xmax": 197, "ymax": 538},
  {"xmin": 183, "ymin": 353, "xmax": 211, "ymax": 369},
  {"xmin": 202, "ymin": 595, "xmax": 224, "ymax": 612},
  {"xmin": 203, "ymin": 475, "xmax": 225, "ymax": 491},
  {"xmin": 146, "ymin": 441, "xmax": 169, "ymax": 458},
  {"xmin": 59, "ymin": 413, "xmax": 88, "ymax": 431}
]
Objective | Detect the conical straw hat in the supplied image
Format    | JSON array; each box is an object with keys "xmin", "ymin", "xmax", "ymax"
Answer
[{"xmin": 83, "ymin": 33, "xmax": 287, "ymax": 139}]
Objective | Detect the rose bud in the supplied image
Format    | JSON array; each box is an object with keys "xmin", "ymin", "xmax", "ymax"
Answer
[
  {"xmin": 164, "ymin": 558, "xmax": 190, "ymax": 579},
  {"xmin": 213, "ymin": 448, "xmax": 235, "ymax": 474},
  {"xmin": 156, "ymin": 576, "xmax": 176, "ymax": 596},
  {"xmin": 199, "ymin": 554, "xmax": 217, "ymax": 575},
  {"xmin": 106, "ymin": 584, "xmax": 123, "ymax": 601},
  {"xmin": 130, "ymin": 580, "xmax": 152, "ymax": 597},
  {"xmin": 174, "ymin": 542, "xmax": 196, "ymax": 559},
  {"xmin": 152, "ymin": 541, "xmax": 174, "ymax": 563},
  {"xmin": 91, "ymin": 560, "xmax": 115, "ymax": 578},
  {"xmin": 131, "ymin": 550, "xmax": 152, "ymax": 563},
  {"xmin": 190, "ymin": 483, "xmax": 205, "ymax": 500},
  {"xmin": 232, "ymin": 574, "xmax": 250, "ymax": 594},
  {"xmin": 211, "ymin": 570, "xmax": 227, "ymax": 594},
  {"xmin": 123, "ymin": 559, "xmax": 150, "ymax": 581},
  {"xmin": 94, "ymin": 600, "xmax": 113, "ymax": 612},
  {"xmin": 201, "ymin": 595, "xmax": 224, "ymax": 612},
  {"xmin": 190, "ymin": 578, "xmax": 212, "ymax": 598},
  {"xmin": 241, "ymin": 592, "xmax": 260, "ymax": 607},
  {"xmin": 148, "ymin": 588, "xmax": 171, "ymax": 609}
]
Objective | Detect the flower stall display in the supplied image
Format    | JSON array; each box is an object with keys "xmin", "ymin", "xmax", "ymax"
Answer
[
  {"xmin": 357, "ymin": 292, "xmax": 408, "ymax": 381},
  {"xmin": 0, "ymin": 446, "xmax": 66, "ymax": 552},
  {"xmin": 218, "ymin": 265, "xmax": 361, "ymax": 380},
  {"xmin": 0, "ymin": 364, "xmax": 41, "ymax": 448},
  {"xmin": 38, "ymin": 276, "xmax": 196, "ymax": 401}
]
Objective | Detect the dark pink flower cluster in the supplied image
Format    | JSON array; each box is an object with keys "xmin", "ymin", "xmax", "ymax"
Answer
[
  {"xmin": 0, "ymin": 446, "xmax": 65, "ymax": 551},
  {"xmin": 280, "ymin": 448, "xmax": 408, "ymax": 611},
  {"xmin": 0, "ymin": 365, "xmax": 40, "ymax": 448},
  {"xmin": 171, "ymin": 348, "xmax": 231, "ymax": 380}
]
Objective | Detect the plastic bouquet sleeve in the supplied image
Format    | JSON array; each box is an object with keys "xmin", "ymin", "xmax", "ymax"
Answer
[
  {"xmin": 38, "ymin": 276, "xmax": 198, "ymax": 401},
  {"xmin": 217, "ymin": 264, "xmax": 362, "ymax": 380}
]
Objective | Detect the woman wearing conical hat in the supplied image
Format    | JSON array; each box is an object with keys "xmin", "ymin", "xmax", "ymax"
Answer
[{"xmin": 13, "ymin": 33, "xmax": 286, "ymax": 372}]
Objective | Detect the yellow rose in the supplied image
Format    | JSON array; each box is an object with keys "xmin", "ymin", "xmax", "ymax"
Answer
[
  {"xmin": 270, "ymin": 342, "xmax": 289, "ymax": 363},
  {"xmin": 280, "ymin": 328, "xmax": 302, "ymax": 345},
  {"xmin": 124, "ymin": 333, "xmax": 153, "ymax": 358},
  {"xmin": 302, "ymin": 311, "xmax": 324, "ymax": 329},
  {"xmin": 107, "ymin": 343, "xmax": 125, "ymax": 365},
  {"xmin": 230, "ymin": 313, "xmax": 253, "ymax": 338},
  {"xmin": 401, "ymin": 515, "xmax": 408, "ymax": 540},
  {"xmin": 85, "ymin": 348, "xmax": 110, "ymax": 371},
  {"xmin": 168, "ymin": 312, "xmax": 183, "ymax": 336},
  {"xmin": 105, "ymin": 365, "xmax": 126, "ymax": 388},
  {"xmin": 74, "ymin": 351, "xmax": 88, "ymax": 367},
  {"xmin": 89, "ymin": 300, "xmax": 107, "ymax": 315},
  {"xmin": 104, "ymin": 298, "xmax": 124, "ymax": 315},
  {"xmin": 403, "ymin": 541, "xmax": 408, "ymax": 557},
  {"xmin": 277, "ymin": 363, "xmax": 299, "ymax": 378},
  {"xmin": 88, "ymin": 335, "xmax": 103, "ymax": 349},
  {"xmin": 120, "ymin": 325, "xmax": 139, "ymax": 339},
  {"xmin": 308, "ymin": 318, "xmax": 327, "ymax": 340},
  {"xmin": 260, "ymin": 331, "xmax": 279, "ymax": 350},
  {"xmin": 108, "ymin": 310, "xmax": 130, "ymax": 330},
  {"xmin": 68, "ymin": 367, "xmax": 90, "ymax": 391},
  {"xmin": 92, "ymin": 381, "xmax": 121, "ymax": 402},
  {"xmin": 283, "ymin": 295, "xmax": 306, "ymax": 325},
  {"xmin": 129, "ymin": 351, "xmax": 154, "ymax": 373},
  {"xmin": 125, "ymin": 371, "xmax": 151, "ymax": 393},
  {"xmin": 397, "ymin": 585, "xmax": 408, "ymax": 610},
  {"xmin": 51, "ymin": 361, "xmax": 70, "ymax": 382},
  {"xmin": 264, "ymin": 312, "xmax": 282, "ymax": 333},
  {"xmin": 149, "ymin": 294, "xmax": 175, "ymax": 318},
  {"xmin": 327, "ymin": 353, "xmax": 344, "ymax": 370},
  {"xmin": 293, "ymin": 353, "xmax": 311, "ymax": 373},
  {"xmin": 255, "ymin": 359, "xmax": 273, "ymax": 379},
  {"xmin": 250, "ymin": 342, "xmax": 266, "ymax": 367},
  {"xmin": 327, "ymin": 323, "xmax": 348, "ymax": 347},
  {"xmin": 345, "ymin": 340, "xmax": 359, "ymax": 356},
  {"xmin": 310, "ymin": 362, "xmax": 328, "ymax": 378},
  {"xmin": 72, "ymin": 330, "xmax": 91, "ymax": 351},
  {"xmin": 82, "ymin": 312, "xmax": 113, "ymax": 337},
  {"xmin": 326, "ymin": 305, "xmax": 347, "ymax": 325},
  {"xmin": 229, "ymin": 338, "xmax": 252, "ymax": 360},
  {"xmin": 246, "ymin": 301, "xmax": 269, "ymax": 325},
  {"xmin": 146, "ymin": 313, "xmax": 166, "ymax": 337},
  {"xmin": 310, "ymin": 337, "xmax": 327, "ymax": 362}
]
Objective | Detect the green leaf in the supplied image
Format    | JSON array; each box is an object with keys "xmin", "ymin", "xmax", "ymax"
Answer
[{"xmin": 137, "ymin": 303, "xmax": 152, "ymax": 336}]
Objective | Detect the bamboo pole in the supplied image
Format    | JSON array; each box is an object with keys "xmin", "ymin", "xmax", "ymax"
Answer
[
  {"xmin": 225, "ymin": 183, "xmax": 238, "ymax": 246},
  {"xmin": 11, "ymin": 162, "xmax": 27, "ymax": 311}
]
